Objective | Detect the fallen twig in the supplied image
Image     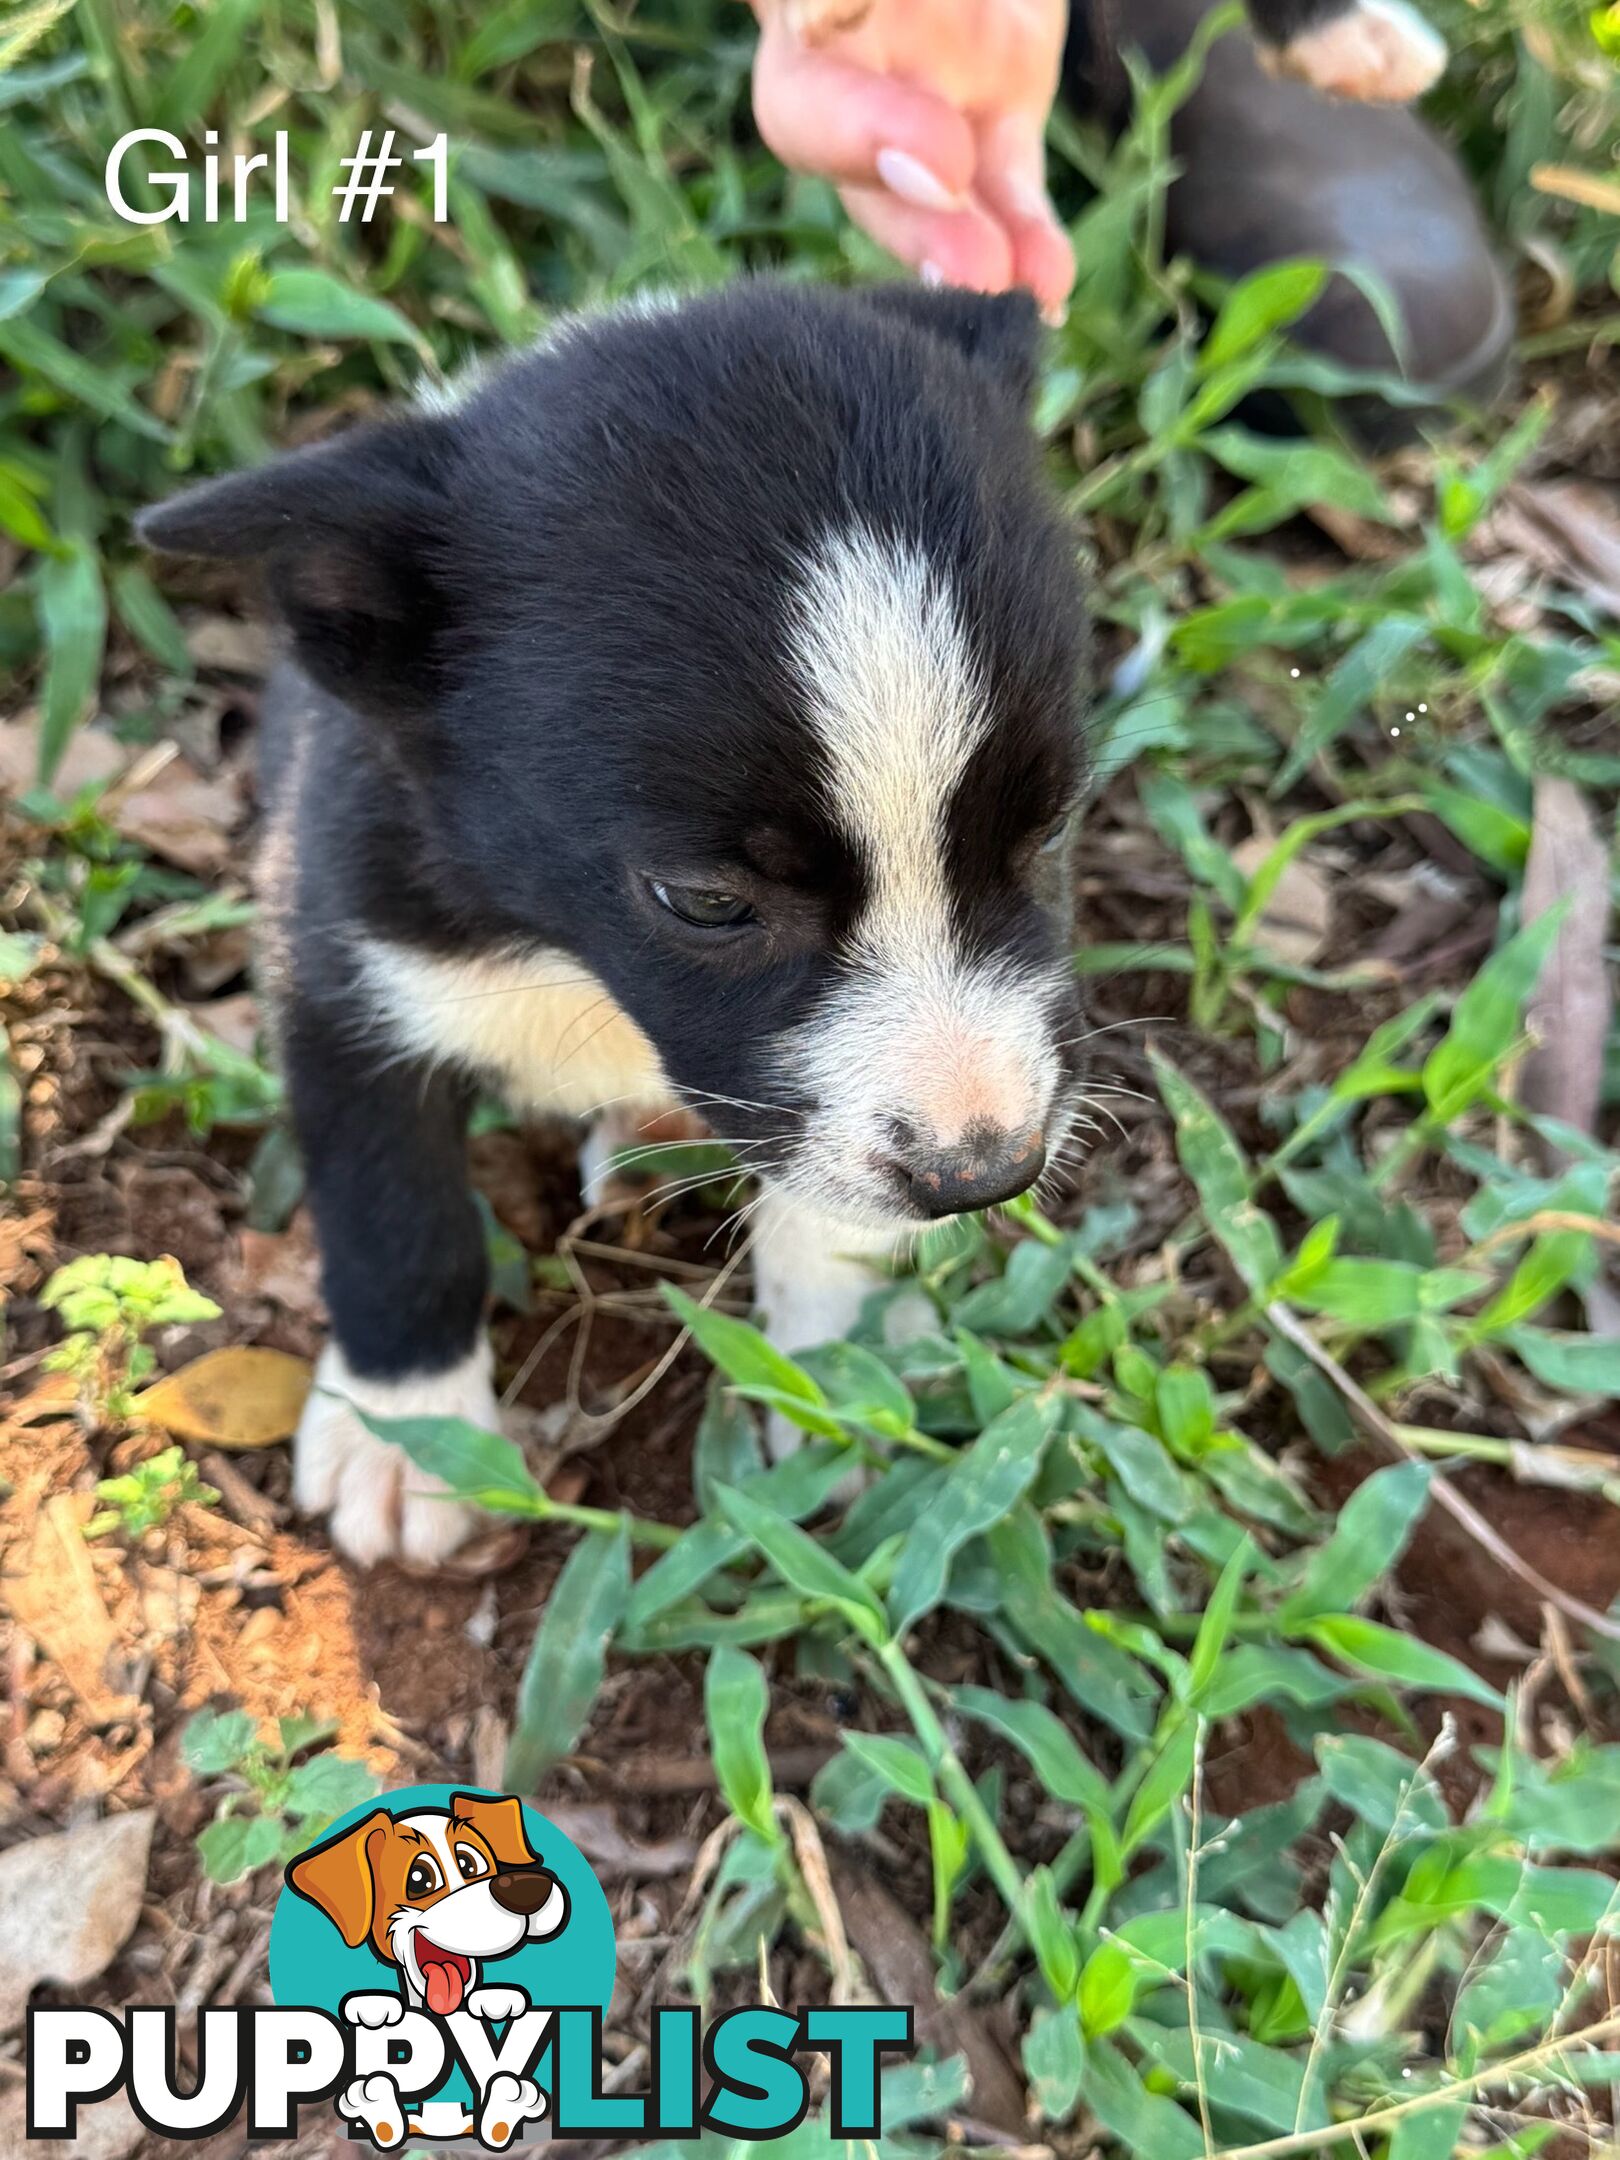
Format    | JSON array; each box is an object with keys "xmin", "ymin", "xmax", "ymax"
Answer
[{"xmin": 1266, "ymin": 1302, "xmax": 1620, "ymax": 1643}]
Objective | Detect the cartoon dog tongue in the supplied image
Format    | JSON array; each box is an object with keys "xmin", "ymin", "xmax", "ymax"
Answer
[{"xmin": 417, "ymin": 1941, "xmax": 469, "ymax": 2015}]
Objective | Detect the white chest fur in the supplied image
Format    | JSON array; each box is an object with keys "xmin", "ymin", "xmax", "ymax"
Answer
[{"xmin": 355, "ymin": 937, "xmax": 669, "ymax": 1118}]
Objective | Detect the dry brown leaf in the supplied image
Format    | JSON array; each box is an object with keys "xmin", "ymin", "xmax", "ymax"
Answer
[
  {"xmin": 137, "ymin": 1345, "xmax": 311, "ymax": 1450},
  {"xmin": 6, "ymin": 1494, "xmax": 141, "ymax": 1724},
  {"xmin": 1520, "ymin": 777, "xmax": 1613, "ymax": 1148},
  {"xmin": 1231, "ymin": 834, "xmax": 1332, "ymax": 966},
  {"xmin": 829, "ymin": 1855, "xmax": 1026, "ymax": 2133},
  {"xmin": 184, "ymin": 611, "xmax": 273, "ymax": 675},
  {"xmin": 232, "ymin": 1216, "xmax": 327, "ymax": 1324},
  {"xmin": 0, "ymin": 716, "xmax": 123, "ymax": 800},
  {"xmin": 113, "ymin": 755, "xmax": 242, "ymax": 876},
  {"xmin": 0, "ymin": 2089, "xmax": 145, "ymax": 2160},
  {"xmin": 183, "ymin": 991, "xmax": 261, "ymax": 1058},
  {"xmin": 1492, "ymin": 480, "xmax": 1620, "ymax": 620},
  {"xmin": 1532, "ymin": 162, "xmax": 1620, "ymax": 216},
  {"xmin": 0, "ymin": 1811, "xmax": 155, "ymax": 2034}
]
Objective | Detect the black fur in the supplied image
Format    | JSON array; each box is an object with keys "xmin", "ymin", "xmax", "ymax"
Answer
[{"xmin": 142, "ymin": 280, "xmax": 1090, "ymax": 1383}]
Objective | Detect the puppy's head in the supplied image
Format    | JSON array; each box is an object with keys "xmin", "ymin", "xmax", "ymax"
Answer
[
  {"xmin": 287, "ymin": 1794, "xmax": 567, "ymax": 2014},
  {"xmin": 142, "ymin": 281, "xmax": 1091, "ymax": 1231}
]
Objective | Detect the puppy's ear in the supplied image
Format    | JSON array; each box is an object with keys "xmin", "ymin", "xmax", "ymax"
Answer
[
  {"xmin": 137, "ymin": 418, "xmax": 454, "ymax": 722},
  {"xmin": 855, "ymin": 285, "xmax": 1043, "ymax": 405},
  {"xmin": 451, "ymin": 1793, "xmax": 538, "ymax": 1871},
  {"xmin": 286, "ymin": 1809, "xmax": 390, "ymax": 1947}
]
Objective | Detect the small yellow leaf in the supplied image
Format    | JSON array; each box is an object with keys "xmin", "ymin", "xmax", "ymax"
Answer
[
  {"xmin": 1531, "ymin": 162, "xmax": 1620, "ymax": 215},
  {"xmin": 137, "ymin": 1346, "xmax": 311, "ymax": 1450}
]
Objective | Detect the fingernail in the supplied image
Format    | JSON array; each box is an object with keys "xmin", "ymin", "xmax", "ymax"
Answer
[
  {"xmin": 919, "ymin": 259, "xmax": 945, "ymax": 289},
  {"xmin": 1042, "ymin": 298, "xmax": 1068, "ymax": 329},
  {"xmin": 876, "ymin": 146, "xmax": 965, "ymax": 214}
]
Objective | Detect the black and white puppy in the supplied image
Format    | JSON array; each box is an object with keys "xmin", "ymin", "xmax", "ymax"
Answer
[{"xmin": 140, "ymin": 282, "xmax": 1091, "ymax": 1566}]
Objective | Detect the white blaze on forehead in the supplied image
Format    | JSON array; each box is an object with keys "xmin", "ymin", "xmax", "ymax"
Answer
[
  {"xmin": 781, "ymin": 526, "xmax": 1064, "ymax": 1208},
  {"xmin": 789, "ymin": 526, "xmax": 989, "ymax": 958}
]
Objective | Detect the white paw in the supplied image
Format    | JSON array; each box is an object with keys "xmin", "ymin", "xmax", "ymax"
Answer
[
  {"xmin": 295, "ymin": 1340, "xmax": 495, "ymax": 1567},
  {"xmin": 341, "ymin": 1991, "xmax": 406, "ymax": 2029},
  {"xmin": 466, "ymin": 1983, "xmax": 529, "ymax": 2023},
  {"xmin": 1268, "ymin": 0, "xmax": 1446, "ymax": 101},
  {"xmin": 339, "ymin": 2072, "xmax": 407, "ymax": 2149},
  {"xmin": 479, "ymin": 2072, "xmax": 547, "ymax": 2149}
]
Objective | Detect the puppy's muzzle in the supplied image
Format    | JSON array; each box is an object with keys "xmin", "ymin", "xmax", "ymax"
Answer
[
  {"xmin": 882, "ymin": 1118, "xmax": 1046, "ymax": 1219},
  {"xmin": 489, "ymin": 1865, "xmax": 559, "ymax": 1917}
]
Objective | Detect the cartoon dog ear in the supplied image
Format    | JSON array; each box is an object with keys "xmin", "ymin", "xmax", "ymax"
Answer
[
  {"xmin": 286, "ymin": 1809, "xmax": 391, "ymax": 1947},
  {"xmin": 450, "ymin": 1793, "xmax": 538, "ymax": 1871}
]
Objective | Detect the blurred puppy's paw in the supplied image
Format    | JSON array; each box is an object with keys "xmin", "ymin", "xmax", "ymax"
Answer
[{"xmin": 1263, "ymin": 0, "xmax": 1446, "ymax": 102}]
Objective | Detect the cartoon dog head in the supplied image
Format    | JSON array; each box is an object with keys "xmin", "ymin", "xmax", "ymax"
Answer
[{"xmin": 288, "ymin": 1793, "xmax": 569, "ymax": 2015}]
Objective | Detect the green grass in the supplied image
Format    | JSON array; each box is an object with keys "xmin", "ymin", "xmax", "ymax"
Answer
[{"xmin": 5, "ymin": 1, "xmax": 1620, "ymax": 2154}]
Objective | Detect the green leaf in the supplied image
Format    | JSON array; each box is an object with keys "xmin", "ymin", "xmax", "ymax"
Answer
[
  {"xmin": 1080, "ymin": 1410, "xmax": 1189, "ymax": 1522},
  {"xmin": 1155, "ymin": 1365, "xmax": 1215, "ymax": 1452},
  {"xmin": 953, "ymin": 1237, "xmax": 1075, "ymax": 1334},
  {"xmin": 1022, "ymin": 1863, "xmax": 1081, "ymax": 1997},
  {"xmin": 1278, "ymin": 1461, "xmax": 1434, "ymax": 1624},
  {"xmin": 1299, "ymin": 1615, "xmax": 1502, "ymax": 1708},
  {"xmin": 1294, "ymin": 1258, "xmax": 1485, "ymax": 1327},
  {"xmin": 713, "ymin": 1482, "xmax": 889, "ymax": 1644},
  {"xmin": 1200, "ymin": 428, "xmax": 1389, "ymax": 532},
  {"xmin": 1078, "ymin": 1941, "xmax": 1137, "ymax": 2038},
  {"xmin": 1024, "ymin": 2004, "xmax": 1087, "ymax": 2123},
  {"xmin": 1316, "ymin": 1732, "xmax": 1447, "ymax": 1833},
  {"xmin": 1422, "ymin": 907, "xmax": 1568, "ymax": 1123},
  {"xmin": 1130, "ymin": 2020, "xmax": 1311, "ymax": 2134},
  {"xmin": 1198, "ymin": 1644, "xmax": 1349, "ymax": 1718},
  {"xmin": 197, "ymin": 1810, "xmax": 283, "ymax": 1885},
  {"xmin": 0, "ymin": 316, "xmax": 170, "ymax": 441},
  {"xmin": 352, "ymin": 1408, "xmax": 544, "ymax": 1513},
  {"xmin": 1186, "ymin": 1534, "xmax": 1255, "ymax": 1701},
  {"xmin": 0, "ymin": 464, "xmax": 59, "ymax": 554},
  {"xmin": 664, "ymin": 1286, "xmax": 834, "ymax": 1427},
  {"xmin": 951, "ymin": 1686, "xmax": 1117, "ymax": 1822},
  {"xmin": 628, "ymin": 1442, "xmax": 851, "ymax": 1629},
  {"xmin": 1150, "ymin": 1050, "xmax": 1282, "ymax": 1294},
  {"xmin": 1081, "ymin": 2037, "xmax": 1208, "ymax": 2160},
  {"xmin": 182, "ymin": 1707, "xmax": 257, "ymax": 1776},
  {"xmin": 837, "ymin": 1731, "xmax": 935, "ymax": 1809},
  {"xmin": 887, "ymin": 1393, "xmax": 1056, "ymax": 1637},
  {"xmin": 1274, "ymin": 615, "xmax": 1429, "ymax": 794},
  {"xmin": 258, "ymin": 269, "xmax": 424, "ymax": 347},
  {"xmin": 1121, "ymin": 1718, "xmax": 1198, "ymax": 1855},
  {"xmin": 704, "ymin": 1643, "xmax": 777, "ymax": 1843},
  {"xmin": 36, "ymin": 540, "xmax": 106, "ymax": 783},
  {"xmin": 505, "ymin": 1525, "xmax": 630, "ymax": 1789},
  {"xmin": 1200, "ymin": 259, "xmax": 1327, "ymax": 370},
  {"xmin": 111, "ymin": 562, "xmax": 194, "ymax": 676},
  {"xmin": 795, "ymin": 1338, "xmax": 915, "ymax": 1432},
  {"xmin": 283, "ymin": 1751, "xmax": 379, "ymax": 1823},
  {"xmin": 989, "ymin": 1507, "xmax": 1158, "ymax": 1740},
  {"xmin": 1506, "ymin": 1327, "xmax": 1620, "ymax": 1395}
]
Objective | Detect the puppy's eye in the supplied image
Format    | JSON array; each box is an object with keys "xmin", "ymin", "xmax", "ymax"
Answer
[
  {"xmin": 651, "ymin": 881, "xmax": 757, "ymax": 929},
  {"xmin": 406, "ymin": 1857, "xmax": 442, "ymax": 1898},
  {"xmin": 454, "ymin": 1845, "xmax": 488, "ymax": 1881},
  {"xmin": 1039, "ymin": 814, "xmax": 1073, "ymax": 856}
]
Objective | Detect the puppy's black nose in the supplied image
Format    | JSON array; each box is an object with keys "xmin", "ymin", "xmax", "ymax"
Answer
[
  {"xmin": 489, "ymin": 1866, "xmax": 557, "ymax": 1916},
  {"xmin": 889, "ymin": 1123, "xmax": 1046, "ymax": 1218}
]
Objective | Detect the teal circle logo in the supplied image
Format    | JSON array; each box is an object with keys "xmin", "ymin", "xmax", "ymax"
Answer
[{"xmin": 269, "ymin": 1785, "xmax": 615, "ymax": 2054}]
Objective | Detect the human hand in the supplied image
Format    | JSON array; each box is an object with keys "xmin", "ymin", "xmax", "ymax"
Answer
[{"xmin": 749, "ymin": 0, "xmax": 1074, "ymax": 321}]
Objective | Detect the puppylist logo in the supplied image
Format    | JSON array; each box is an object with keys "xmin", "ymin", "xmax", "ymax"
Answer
[{"xmin": 26, "ymin": 1785, "xmax": 913, "ymax": 2148}]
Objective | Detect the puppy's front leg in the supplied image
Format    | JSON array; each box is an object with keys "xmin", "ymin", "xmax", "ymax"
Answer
[
  {"xmin": 285, "ymin": 1004, "xmax": 494, "ymax": 1566},
  {"xmin": 748, "ymin": 1186, "xmax": 903, "ymax": 1463}
]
